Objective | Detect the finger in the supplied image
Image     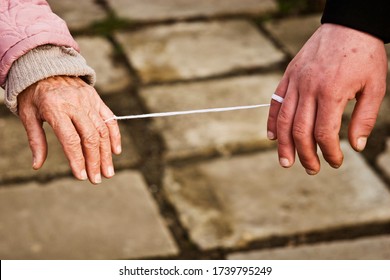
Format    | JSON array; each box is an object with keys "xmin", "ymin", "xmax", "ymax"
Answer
[
  {"xmin": 20, "ymin": 111, "xmax": 48, "ymax": 170},
  {"xmin": 46, "ymin": 115, "xmax": 88, "ymax": 181},
  {"xmin": 276, "ymin": 81, "xmax": 299, "ymax": 168},
  {"xmin": 292, "ymin": 90, "xmax": 320, "ymax": 175},
  {"xmin": 100, "ymin": 103, "xmax": 122, "ymax": 155},
  {"xmin": 314, "ymin": 91, "xmax": 347, "ymax": 169},
  {"xmin": 89, "ymin": 109, "xmax": 115, "ymax": 179},
  {"xmin": 267, "ymin": 76, "xmax": 289, "ymax": 140},
  {"xmin": 71, "ymin": 112, "xmax": 102, "ymax": 184},
  {"xmin": 348, "ymin": 82, "xmax": 386, "ymax": 152}
]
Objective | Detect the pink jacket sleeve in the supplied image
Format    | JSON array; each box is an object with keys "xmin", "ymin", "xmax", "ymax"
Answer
[{"xmin": 0, "ymin": 0, "xmax": 79, "ymax": 86}]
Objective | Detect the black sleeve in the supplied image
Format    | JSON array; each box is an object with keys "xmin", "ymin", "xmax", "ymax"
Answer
[{"xmin": 321, "ymin": 0, "xmax": 390, "ymax": 43}]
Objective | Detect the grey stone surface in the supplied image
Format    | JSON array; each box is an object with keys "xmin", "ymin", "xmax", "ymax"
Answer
[
  {"xmin": 47, "ymin": 0, "xmax": 107, "ymax": 30},
  {"xmin": 163, "ymin": 141, "xmax": 390, "ymax": 250},
  {"xmin": 108, "ymin": 0, "xmax": 277, "ymax": 21},
  {"xmin": 378, "ymin": 138, "xmax": 390, "ymax": 180},
  {"xmin": 0, "ymin": 88, "xmax": 4, "ymax": 104},
  {"xmin": 228, "ymin": 236, "xmax": 390, "ymax": 260},
  {"xmin": 265, "ymin": 14, "xmax": 321, "ymax": 56},
  {"xmin": 140, "ymin": 74, "xmax": 281, "ymax": 161},
  {"xmin": 0, "ymin": 117, "xmax": 139, "ymax": 181},
  {"xmin": 385, "ymin": 45, "xmax": 390, "ymax": 66},
  {"xmin": 76, "ymin": 37, "xmax": 131, "ymax": 94},
  {"xmin": 0, "ymin": 171, "xmax": 178, "ymax": 259},
  {"xmin": 116, "ymin": 20, "xmax": 285, "ymax": 84}
]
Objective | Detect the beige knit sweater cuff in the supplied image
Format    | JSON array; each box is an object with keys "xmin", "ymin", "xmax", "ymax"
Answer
[{"xmin": 5, "ymin": 45, "xmax": 96, "ymax": 114}]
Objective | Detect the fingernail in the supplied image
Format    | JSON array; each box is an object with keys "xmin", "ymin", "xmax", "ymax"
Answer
[
  {"xmin": 306, "ymin": 169, "xmax": 318, "ymax": 176},
  {"xmin": 331, "ymin": 164, "xmax": 341, "ymax": 169},
  {"xmin": 267, "ymin": 131, "xmax": 275, "ymax": 140},
  {"xmin": 107, "ymin": 166, "xmax": 115, "ymax": 177},
  {"xmin": 32, "ymin": 157, "xmax": 37, "ymax": 169},
  {"xmin": 357, "ymin": 137, "xmax": 367, "ymax": 151},
  {"xmin": 116, "ymin": 145, "xmax": 122, "ymax": 154},
  {"xmin": 279, "ymin": 158, "xmax": 290, "ymax": 168},
  {"xmin": 94, "ymin": 173, "xmax": 102, "ymax": 184},
  {"xmin": 80, "ymin": 170, "xmax": 88, "ymax": 181}
]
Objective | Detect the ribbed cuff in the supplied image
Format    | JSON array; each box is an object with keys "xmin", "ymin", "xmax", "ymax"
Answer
[{"xmin": 5, "ymin": 45, "xmax": 96, "ymax": 114}]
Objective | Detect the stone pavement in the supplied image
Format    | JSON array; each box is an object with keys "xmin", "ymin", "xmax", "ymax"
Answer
[{"xmin": 0, "ymin": 0, "xmax": 390, "ymax": 260}]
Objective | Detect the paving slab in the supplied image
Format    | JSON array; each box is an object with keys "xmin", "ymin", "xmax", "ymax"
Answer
[
  {"xmin": 76, "ymin": 37, "xmax": 131, "ymax": 94},
  {"xmin": 265, "ymin": 14, "xmax": 321, "ymax": 56},
  {"xmin": 47, "ymin": 0, "xmax": 107, "ymax": 31},
  {"xmin": 377, "ymin": 138, "xmax": 390, "ymax": 180},
  {"xmin": 0, "ymin": 88, "xmax": 4, "ymax": 104},
  {"xmin": 108, "ymin": 0, "xmax": 277, "ymax": 22},
  {"xmin": 140, "ymin": 74, "xmax": 281, "ymax": 161},
  {"xmin": 116, "ymin": 20, "xmax": 285, "ymax": 84},
  {"xmin": 0, "ymin": 171, "xmax": 178, "ymax": 259},
  {"xmin": 385, "ymin": 45, "xmax": 390, "ymax": 66},
  {"xmin": 0, "ymin": 117, "xmax": 139, "ymax": 182},
  {"xmin": 228, "ymin": 236, "xmax": 390, "ymax": 260},
  {"xmin": 163, "ymin": 142, "xmax": 390, "ymax": 250}
]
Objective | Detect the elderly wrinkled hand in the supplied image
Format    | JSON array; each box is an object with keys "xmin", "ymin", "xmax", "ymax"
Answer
[
  {"xmin": 17, "ymin": 76, "xmax": 121, "ymax": 184},
  {"xmin": 267, "ymin": 23, "xmax": 388, "ymax": 175}
]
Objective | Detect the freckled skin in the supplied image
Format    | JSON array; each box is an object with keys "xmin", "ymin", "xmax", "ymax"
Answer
[
  {"xmin": 267, "ymin": 23, "xmax": 387, "ymax": 175},
  {"xmin": 17, "ymin": 76, "xmax": 122, "ymax": 184}
]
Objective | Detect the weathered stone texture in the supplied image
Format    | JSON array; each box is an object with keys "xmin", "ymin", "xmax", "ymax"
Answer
[
  {"xmin": 0, "ymin": 118, "xmax": 139, "ymax": 181},
  {"xmin": 164, "ymin": 142, "xmax": 390, "ymax": 249},
  {"xmin": 0, "ymin": 171, "xmax": 178, "ymax": 259},
  {"xmin": 140, "ymin": 74, "xmax": 281, "ymax": 160},
  {"xmin": 116, "ymin": 20, "xmax": 284, "ymax": 83},
  {"xmin": 229, "ymin": 236, "xmax": 390, "ymax": 260},
  {"xmin": 76, "ymin": 37, "xmax": 131, "ymax": 94},
  {"xmin": 265, "ymin": 14, "xmax": 321, "ymax": 56},
  {"xmin": 47, "ymin": 0, "xmax": 107, "ymax": 30},
  {"xmin": 108, "ymin": 0, "xmax": 277, "ymax": 21}
]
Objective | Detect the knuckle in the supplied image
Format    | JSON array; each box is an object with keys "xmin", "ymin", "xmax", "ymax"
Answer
[
  {"xmin": 358, "ymin": 117, "xmax": 376, "ymax": 131},
  {"xmin": 292, "ymin": 124, "xmax": 309, "ymax": 141},
  {"xmin": 71, "ymin": 153, "xmax": 85, "ymax": 166},
  {"xmin": 97, "ymin": 124, "xmax": 110, "ymax": 140},
  {"xmin": 277, "ymin": 109, "xmax": 291, "ymax": 127},
  {"xmin": 27, "ymin": 134, "xmax": 42, "ymax": 148},
  {"xmin": 66, "ymin": 134, "xmax": 82, "ymax": 148},
  {"xmin": 113, "ymin": 128, "xmax": 121, "ymax": 141},
  {"xmin": 314, "ymin": 128, "xmax": 332, "ymax": 144},
  {"xmin": 87, "ymin": 160, "xmax": 101, "ymax": 170},
  {"xmin": 83, "ymin": 132, "xmax": 100, "ymax": 148},
  {"xmin": 267, "ymin": 113, "xmax": 277, "ymax": 126}
]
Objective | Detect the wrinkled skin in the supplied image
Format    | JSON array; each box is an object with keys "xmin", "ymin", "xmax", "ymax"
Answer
[
  {"xmin": 18, "ymin": 76, "xmax": 121, "ymax": 184},
  {"xmin": 267, "ymin": 24, "xmax": 388, "ymax": 175}
]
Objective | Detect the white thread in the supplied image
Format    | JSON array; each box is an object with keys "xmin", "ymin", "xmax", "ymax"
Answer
[
  {"xmin": 105, "ymin": 103, "xmax": 270, "ymax": 122},
  {"xmin": 271, "ymin": 93, "xmax": 284, "ymax": 103}
]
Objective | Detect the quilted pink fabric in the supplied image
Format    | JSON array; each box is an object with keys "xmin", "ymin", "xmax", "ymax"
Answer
[{"xmin": 0, "ymin": 0, "xmax": 79, "ymax": 86}]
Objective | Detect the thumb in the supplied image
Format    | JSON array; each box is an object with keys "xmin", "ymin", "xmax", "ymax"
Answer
[
  {"xmin": 348, "ymin": 82, "xmax": 386, "ymax": 152},
  {"xmin": 21, "ymin": 114, "xmax": 48, "ymax": 170}
]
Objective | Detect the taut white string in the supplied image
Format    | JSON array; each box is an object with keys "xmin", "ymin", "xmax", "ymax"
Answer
[{"xmin": 105, "ymin": 103, "xmax": 270, "ymax": 122}]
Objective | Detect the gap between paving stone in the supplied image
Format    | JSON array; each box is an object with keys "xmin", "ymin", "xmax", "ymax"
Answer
[
  {"xmin": 139, "ymin": 74, "xmax": 280, "ymax": 162},
  {"xmin": 0, "ymin": 116, "xmax": 139, "ymax": 184},
  {"xmin": 98, "ymin": 46, "xmax": 211, "ymax": 259},
  {"xmin": 47, "ymin": 0, "xmax": 107, "ymax": 31},
  {"xmin": 115, "ymin": 20, "xmax": 285, "ymax": 84},
  {"xmin": 107, "ymin": 0, "xmax": 278, "ymax": 22},
  {"xmin": 76, "ymin": 36, "xmax": 132, "ymax": 94},
  {"xmin": 228, "ymin": 235, "xmax": 390, "ymax": 260},
  {"xmin": 0, "ymin": 171, "xmax": 178, "ymax": 260},
  {"xmin": 163, "ymin": 141, "xmax": 390, "ymax": 250}
]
